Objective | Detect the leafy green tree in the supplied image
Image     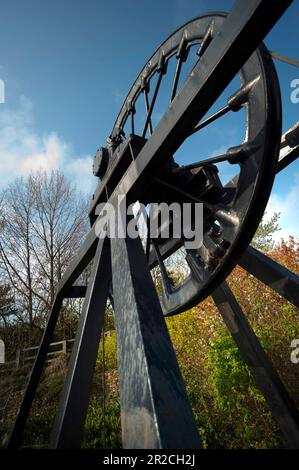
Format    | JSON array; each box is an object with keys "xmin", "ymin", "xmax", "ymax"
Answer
[{"xmin": 251, "ymin": 212, "xmax": 280, "ymax": 252}]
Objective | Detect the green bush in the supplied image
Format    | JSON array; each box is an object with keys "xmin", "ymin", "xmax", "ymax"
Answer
[
  {"xmin": 97, "ymin": 333, "xmax": 118, "ymax": 370},
  {"xmin": 22, "ymin": 408, "xmax": 55, "ymax": 448},
  {"xmin": 206, "ymin": 329, "xmax": 281, "ymax": 448},
  {"xmin": 166, "ymin": 307, "xmax": 283, "ymax": 448},
  {"xmin": 82, "ymin": 397, "xmax": 121, "ymax": 449}
]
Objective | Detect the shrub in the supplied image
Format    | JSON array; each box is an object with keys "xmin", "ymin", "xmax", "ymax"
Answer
[{"xmin": 82, "ymin": 397, "xmax": 121, "ymax": 449}]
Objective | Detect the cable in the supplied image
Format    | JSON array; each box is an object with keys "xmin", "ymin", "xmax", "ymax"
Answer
[{"xmin": 268, "ymin": 50, "xmax": 299, "ymax": 68}]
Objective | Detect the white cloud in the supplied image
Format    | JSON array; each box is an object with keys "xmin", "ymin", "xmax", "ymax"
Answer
[
  {"xmin": 0, "ymin": 96, "xmax": 94, "ymax": 194},
  {"xmin": 66, "ymin": 155, "xmax": 94, "ymax": 194},
  {"xmin": 264, "ymin": 173, "xmax": 299, "ymax": 243}
]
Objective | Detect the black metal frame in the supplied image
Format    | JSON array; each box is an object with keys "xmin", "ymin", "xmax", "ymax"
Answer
[
  {"xmin": 7, "ymin": 0, "xmax": 299, "ymax": 450},
  {"xmin": 110, "ymin": 218, "xmax": 200, "ymax": 448}
]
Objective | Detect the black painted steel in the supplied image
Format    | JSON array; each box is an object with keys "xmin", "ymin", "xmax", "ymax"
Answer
[
  {"xmin": 146, "ymin": 120, "xmax": 299, "ymax": 277},
  {"xmin": 65, "ymin": 286, "xmax": 87, "ymax": 298},
  {"xmin": 7, "ymin": 0, "xmax": 296, "ymax": 449},
  {"xmin": 6, "ymin": 294, "xmax": 64, "ymax": 448},
  {"xmin": 50, "ymin": 237, "xmax": 111, "ymax": 448},
  {"xmin": 277, "ymin": 122, "xmax": 299, "ymax": 172},
  {"xmin": 277, "ymin": 147, "xmax": 299, "ymax": 172},
  {"xmin": 111, "ymin": 222, "xmax": 201, "ymax": 448},
  {"xmin": 239, "ymin": 246, "xmax": 299, "ymax": 308},
  {"xmin": 212, "ymin": 282, "xmax": 299, "ymax": 449}
]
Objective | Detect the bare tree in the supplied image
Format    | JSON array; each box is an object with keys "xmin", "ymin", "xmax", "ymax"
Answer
[
  {"xmin": 0, "ymin": 284, "xmax": 17, "ymax": 327},
  {"xmin": 0, "ymin": 170, "xmax": 89, "ymax": 331}
]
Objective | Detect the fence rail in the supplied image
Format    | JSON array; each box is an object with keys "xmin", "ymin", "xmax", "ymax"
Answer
[{"xmin": 0, "ymin": 331, "xmax": 115, "ymax": 374}]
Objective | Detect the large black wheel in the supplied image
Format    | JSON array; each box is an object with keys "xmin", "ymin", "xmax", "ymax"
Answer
[{"xmin": 106, "ymin": 13, "xmax": 281, "ymax": 316}]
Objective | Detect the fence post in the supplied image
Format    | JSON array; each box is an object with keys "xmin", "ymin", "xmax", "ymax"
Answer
[{"xmin": 62, "ymin": 341, "xmax": 67, "ymax": 355}]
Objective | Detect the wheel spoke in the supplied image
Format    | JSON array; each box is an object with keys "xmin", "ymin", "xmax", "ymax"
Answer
[
  {"xmin": 170, "ymin": 58, "xmax": 183, "ymax": 103},
  {"xmin": 170, "ymin": 34, "xmax": 189, "ymax": 103},
  {"xmin": 126, "ymin": 100, "xmax": 136, "ymax": 136},
  {"xmin": 153, "ymin": 177, "xmax": 205, "ymax": 204},
  {"xmin": 174, "ymin": 152, "xmax": 229, "ymax": 170},
  {"xmin": 152, "ymin": 239, "xmax": 172, "ymax": 293},
  {"xmin": 153, "ymin": 177, "xmax": 239, "ymax": 228},
  {"xmin": 197, "ymin": 20, "xmax": 215, "ymax": 58},
  {"xmin": 188, "ymin": 105, "xmax": 230, "ymax": 136},
  {"xmin": 130, "ymin": 112, "xmax": 135, "ymax": 134},
  {"xmin": 142, "ymin": 72, "xmax": 163, "ymax": 138},
  {"xmin": 173, "ymin": 143, "xmax": 255, "ymax": 171},
  {"xmin": 143, "ymin": 90, "xmax": 153, "ymax": 135},
  {"xmin": 188, "ymin": 75, "xmax": 261, "ymax": 137}
]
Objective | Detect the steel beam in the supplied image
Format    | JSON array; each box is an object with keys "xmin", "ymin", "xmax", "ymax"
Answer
[
  {"xmin": 111, "ymin": 226, "xmax": 201, "ymax": 449},
  {"xmin": 50, "ymin": 237, "xmax": 111, "ymax": 448},
  {"xmin": 277, "ymin": 147, "xmax": 299, "ymax": 173},
  {"xmin": 239, "ymin": 245, "xmax": 299, "ymax": 308},
  {"xmin": 212, "ymin": 281, "xmax": 299, "ymax": 449},
  {"xmin": 6, "ymin": 294, "xmax": 64, "ymax": 448},
  {"xmin": 65, "ymin": 286, "xmax": 87, "ymax": 298},
  {"xmin": 277, "ymin": 121, "xmax": 299, "ymax": 172}
]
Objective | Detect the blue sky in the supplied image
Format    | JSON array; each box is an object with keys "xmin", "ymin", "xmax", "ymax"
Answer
[{"xmin": 0, "ymin": 0, "xmax": 298, "ymax": 241}]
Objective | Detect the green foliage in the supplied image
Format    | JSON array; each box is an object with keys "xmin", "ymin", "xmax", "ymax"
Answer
[
  {"xmin": 22, "ymin": 409, "xmax": 55, "ymax": 448},
  {"xmin": 206, "ymin": 329, "xmax": 281, "ymax": 448},
  {"xmin": 166, "ymin": 306, "xmax": 287, "ymax": 448},
  {"xmin": 252, "ymin": 212, "xmax": 280, "ymax": 251},
  {"xmin": 1, "ymin": 237, "xmax": 299, "ymax": 449},
  {"xmin": 36, "ymin": 375, "xmax": 64, "ymax": 403},
  {"xmin": 82, "ymin": 397, "xmax": 121, "ymax": 449},
  {"xmin": 97, "ymin": 332, "xmax": 118, "ymax": 370},
  {"xmin": 208, "ymin": 331, "xmax": 260, "ymax": 409}
]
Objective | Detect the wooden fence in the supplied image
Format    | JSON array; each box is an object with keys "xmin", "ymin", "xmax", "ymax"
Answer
[{"xmin": 0, "ymin": 331, "xmax": 115, "ymax": 374}]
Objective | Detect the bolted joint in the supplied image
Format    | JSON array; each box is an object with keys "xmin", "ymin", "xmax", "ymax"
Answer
[
  {"xmin": 140, "ymin": 75, "xmax": 150, "ymax": 93},
  {"xmin": 157, "ymin": 51, "xmax": 168, "ymax": 75},
  {"xmin": 126, "ymin": 99, "xmax": 136, "ymax": 115},
  {"xmin": 93, "ymin": 147, "xmax": 109, "ymax": 179},
  {"xmin": 176, "ymin": 33, "xmax": 188, "ymax": 62}
]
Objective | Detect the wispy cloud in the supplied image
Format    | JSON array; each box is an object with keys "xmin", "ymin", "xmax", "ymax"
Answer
[{"xmin": 0, "ymin": 96, "xmax": 94, "ymax": 194}]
